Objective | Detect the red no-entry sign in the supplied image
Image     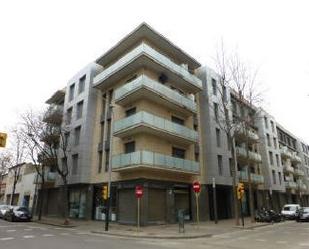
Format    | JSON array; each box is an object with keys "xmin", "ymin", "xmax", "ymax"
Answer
[
  {"xmin": 135, "ymin": 185, "xmax": 143, "ymax": 198},
  {"xmin": 193, "ymin": 181, "xmax": 201, "ymax": 193}
]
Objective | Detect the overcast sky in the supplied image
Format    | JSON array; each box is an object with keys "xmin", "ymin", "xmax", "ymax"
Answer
[{"xmin": 0, "ymin": 0, "xmax": 308, "ymax": 145}]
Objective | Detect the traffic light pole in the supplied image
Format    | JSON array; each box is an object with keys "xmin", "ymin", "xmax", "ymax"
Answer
[
  {"xmin": 240, "ymin": 200, "xmax": 244, "ymax": 227},
  {"xmin": 105, "ymin": 105, "xmax": 114, "ymax": 232}
]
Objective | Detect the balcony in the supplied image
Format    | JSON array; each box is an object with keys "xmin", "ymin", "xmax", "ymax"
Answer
[
  {"xmin": 238, "ymin": 171, "xmax": 264, "ymax": 185},
  {"xmin": 34, "ymin": 172, "xmax": 56, "ymax": 184},
  {"xmin": 294, "ymin": 168, "xmax": 305, "ymax": 177},
  {"xmin": 113, "ymin": 111, "xmax": 198, "ymax": 144},
  {"xmin": 297, "ymin": 181, "xmax": 307, "ymax": 191},
  {"xmin": 285, "ymin": 181, "xmax": 297, "ymax": 189},
  {"xmin": 112, "ymin": 150, "xmax": 199, "ymax": 174},
  {"xmin": 93, "ymin": 43, "xmax": 202, "ymax": 93},
  {"xmin": 235, "ymin": 126, "xmax": 259, "ymax": 143},
  {"xmin": 43, "ymin": 105, "xmax": 63, "ymax": 125},
  {"xmin": 283, "ymin": 165, "xmax": 294, "ymax": 174},
  {"xmin": 291, "ymin": 153, "xmax": 302, "ymax": 163},
  {"xmin": 236, "ymin": 147, "xmax": 262, "ymax": 163},
  {"xmin": 280, "ymin": 146, "xmax": 292, "ymax": 159},
  {"xmin": 114, "ymin": 75, "xmax": 197, "ymax": 115}
]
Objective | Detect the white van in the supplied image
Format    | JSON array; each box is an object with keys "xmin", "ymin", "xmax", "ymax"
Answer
[{"xmin": 281, "ymin": 204, "xmax": 301, "ymax": 219}]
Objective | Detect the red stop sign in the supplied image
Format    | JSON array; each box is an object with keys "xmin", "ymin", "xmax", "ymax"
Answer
[
  {"xmin": 193, "ymin": 181, "xmax": 201, "ymax": 193},
  {"xmin": 135, "ymin": 185, "xmax": 143, "ymax": 198}
]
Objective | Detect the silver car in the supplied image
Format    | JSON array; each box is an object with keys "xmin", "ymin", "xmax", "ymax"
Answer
[{"xmin": 0, "ymin": 205, "xmax": 11, "ymax": 218}]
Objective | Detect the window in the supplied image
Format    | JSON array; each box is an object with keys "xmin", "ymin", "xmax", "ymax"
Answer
[
  {"xmin": 266, "ymin": 134, "xmax": 271, "ymax": 147},
  {"xmin": 222, "ymin": 86, "xmax": 227, "ymax": 102},
  {"xmin": 229, "ymin": 158, "xmax": 233, "ymax": 176},
  {"xmin": 126, "ymin": 74, "xmax": 137, "ymax": 83},
  {"xmin": 218, "ymin": 155, "xmax": 223, "ymax": 175},
  {"xmin": 172, "ymin": 147, "xmax": 185, "ymax": 159},
  {"xmin": 270, "ymin": 121, "xmax": 275, "ymax": 132},
  {"xmin": 125, "ymin": 107, "xmax": 136, "ymax": 117},
  {"xmin": 264, "ymin": 116, "xmax": 268, "ymax": 129},
  {"xmin": 272, "ymin": 170, "xmax": 276, "ymax": 184},
  {"xmin": 227, "ymin": 136, "xmax": 232, "ymax": 151},
  {"xmin": 74, "ymin": 126, "xmax": 81, "ymax": 146},
  {"xmin": 78, "ymin": 75, "xmax": 86, "ymax": 94},
  {"xmin": 216, "ymin": 128, "xmax": 221, "ymax": 147},
  {"xmin": 64, "ymin": 132, "xmax": 70, "ymax": 147},
  {"xmin": 273, "ymin": 137, "xmax": 277, "ymax": 149},
  {"xmin": 98, "ymin": 151, "xmax": 103, "ymax": 173},
  {"xmin": 66, "ymin": 108, "xmax": 73, "ymax": 125},
  {"xmin": 125, "ymin": 141, "xmax": 135, "ymax": 154},
  {"xmin": 105, "ymin": 150, "xmax": 110, "ymax": 172},
  {"xmin": 61, "ymin": 157, "xmax": 67, "ymax": 169},
  {"xmin": 278, "ymin": 172, "xmax": 282, "ymax": 185},
  {"xmin": 69, "ymin": 84, "xmax": 75, "ymax": 102},
  {"xmin": 214, "ymin": 102, "xmax": 219, "ymax": 121},
  {"xmin": 212, "ymin": 78, "xmax": 217, "ymax": 96},
  {"xmin": 76, "ymin": 101, "xmax": 83, "ymax": 120},
  {"xmin": 269, "ymin": 151, "xmax": 274, "ymax": 165},
  {"xmin": 72, "ymin": 154, "xmax": 78, "ymax": 175},
  {"xmin": 276, "ymin": 154, "xmax": 280, "ymax": 167},
  {"xmin": 171, "ymin": 116, "xmax": 185, "ymax": 125}
]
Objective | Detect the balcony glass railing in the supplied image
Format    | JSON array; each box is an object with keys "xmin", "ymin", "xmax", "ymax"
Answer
[
  {"xmin": 280, "ymin": 146, "xmax": 293, "ymax": 159},
  {"xmin": 283, "ymin": 165, "xmax": 295, "ymax": 173},
  {"xmin": 238, "ymin": 171, "xmax": 264, "ymax": 184},
  {"xmin": 112, "ymin": 150, "xmax": 199, "ymax": 173},
  {"xmin": 94, "ymin": 43, "xmax": 202, "ymax": 90},
  {"xmin": 294, "ymin": 169, "xmax": 305, "ymax": 176},
  {"xmin": 291, "ymin": 153, "xmax": 302, "ymax": 163},
  {"xmin": 114, "ymin": 75, "xmax": 197, "ymax": 113},
  {"xmin": 235, "ymin": 126, "xmax": 259, "ymax": 141},
  {"xmin": 285, "ymin": 181, "xmax": 297, "ymax": 189},
  {"xmin": 114, "ymin": 111, "xmax": 198, "ymax": 142},
  {"xmin": 236, "ymin": 147, "xmax": 262, "ymax": 162}
]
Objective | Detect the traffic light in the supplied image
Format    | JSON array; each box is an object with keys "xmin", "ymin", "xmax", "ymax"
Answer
[
  {"xmin": 102, "ymin": 185, "xmax": 108, "ymax": 200},
  {"xmin": 0, "ymin": 133, "xmax": 7, "ymax": 148},
  {"xmin": 237, "ymin": 183, "xmax": 245, "ymax": 200}
]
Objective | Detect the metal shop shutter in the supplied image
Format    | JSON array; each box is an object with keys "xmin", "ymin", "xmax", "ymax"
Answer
[
  {"xmin": 148, "ymin": 188, "xmax": 166, "ymax": 223},
  {"xmin": 118, "ymin": 189, "xmax": 136, "ymax": 224}
]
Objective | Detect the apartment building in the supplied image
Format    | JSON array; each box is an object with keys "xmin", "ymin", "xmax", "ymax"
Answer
[
  {"xmin": 0, "ymin": 173, "xmax": 7, "ymax": 203},
  {"xmin": 43, "ymin": 23, "xmax": 202, "ymax": 224},
  {"xmin": 40, "ymin": 23, "xmax": 309, "ymax": 223},
  {"xmin": 3, "ymin": 163, "xmax": 37, "ymax": 210}
]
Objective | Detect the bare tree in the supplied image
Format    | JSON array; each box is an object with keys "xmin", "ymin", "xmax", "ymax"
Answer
[
  {"xmin": 19, "ymin": 107, "xmax": 70, "ymax": 224},
  {"xmin": 213, "ymin": 41, "xmax": 264, "ymax": 224}
]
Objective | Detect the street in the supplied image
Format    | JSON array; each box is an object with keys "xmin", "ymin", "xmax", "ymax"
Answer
[{"xmin": 1, "ymin": 219, "xmax": 309, "ymax": 249}]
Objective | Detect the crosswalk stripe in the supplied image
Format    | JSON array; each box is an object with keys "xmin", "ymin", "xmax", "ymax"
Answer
[
  {"xmin": 23, "ymin": 235, "xmax": 35, "ymax": 239},
  {"xmin": 0, "ymin": 237, "xmax": 14, "ymax": 241}
]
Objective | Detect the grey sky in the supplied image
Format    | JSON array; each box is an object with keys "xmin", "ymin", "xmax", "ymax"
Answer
[{"xmin": 0, "ymin": 0, "xmax": 308, "ymax": 144}]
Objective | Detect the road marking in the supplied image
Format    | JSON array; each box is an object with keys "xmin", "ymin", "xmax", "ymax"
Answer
[
  {"xmin": 23, "ymin": 235, "xmax": 35, "ymax": 239},
  {"xmin": 60, "ymin": 232, "xmax": 70, "ymax": 236},
  {"xmin": 42, "ymin": 234, "xmax": 55, "ymax": 237},
  {"xmin": 76, "ymin": 232, "xmax": 89, "ymax": 235},
  {"xmin": 276, "ymin": 241, "xmax": 287, "ymax": 244},
  {"xmin": 299, "ymin": 243, "xmax": 309, "ymax": 247},
  {"xmin": 54, "ymin": 227, "xmax": 64, "ymax": 230},
  {"xmin": 255, "ymin": 239, "xmax": 266, "ymax": 242},
  {"xmin": 24, "ymin": 228, "xmax": 33, "ymax": 231},
  {"xmin": 6, "ymin": 230, "xmax": 16, "ymax": 232},
  {"xmin": 0, "ymin": 237, "xmax": 14, "ymax": 241},
  {"xmin": 237, "ymin": 237, "xmax": 248, "ymax": 240}
]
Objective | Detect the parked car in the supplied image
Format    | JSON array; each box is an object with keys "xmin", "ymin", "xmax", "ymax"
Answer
[
  {"xmin": 296, "ymin": 207, "xmax": 309, "ymax": 222},
  {"xmin": 281, "ymin": 204, "xmax": 301, "ymax": 219},
  {"xmin": 255, "ymin": 208, "xmax": 283, "ymax": 223},
  {"xmin": 0, "ymin": 205, "xmax": 11, "ymax": 219},
  {"xmin": 4, "ymin": 206, "xmax": 32, "ymax": 222}
]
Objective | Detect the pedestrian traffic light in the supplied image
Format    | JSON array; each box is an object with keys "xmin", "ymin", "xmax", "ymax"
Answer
[
  {"xmin": 102, "ymin": 185, "xmax": 108, "ymax": 200},
  {"xmin": 237, "ymin": 183, "xmax": 245, "ymax": 200},
  {"xmin": 0, "ymin": 132, "xmax": 7, "ymax": 148}
]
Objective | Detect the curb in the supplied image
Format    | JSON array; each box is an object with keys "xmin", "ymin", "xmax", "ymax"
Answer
[
  {"xmin": 33, "ymin": 220, "xmax": 77, "ymax": 228},
  {"xmin": 91, "ymin": 230, "xmax": 213, "ymax": 239}
]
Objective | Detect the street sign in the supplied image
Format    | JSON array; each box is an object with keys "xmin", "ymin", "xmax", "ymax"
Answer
[
  {"xmin": 192, "ymin": 181, "xmax": 201, "ymax": 193},
  {"xmin": 135, "ymin": 185, "xmax": 143, "ymax": 198}
]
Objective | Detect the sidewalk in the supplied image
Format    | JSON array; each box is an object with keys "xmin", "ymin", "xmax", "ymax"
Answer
[{"xmin": 34, "ymin": 216, "xmax": 276, "ymax": 239}]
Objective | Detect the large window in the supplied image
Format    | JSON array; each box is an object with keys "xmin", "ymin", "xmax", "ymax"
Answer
[
  {"xmin": 125, "ymin": 141, "xmax": 135, "ymax": 154},
  {"xmin": 74, "ymin": 126, "xmax": 81, "ymax": 146},
  {"xmin": 125, "ymin": 107, "xmax": 136, "ymax": 117},
  {"xmin": 214, "ymin": 102, "xmax": 219, "ymax": 121},
  {"xmin": 66, "ymin": 107, "xmax": 73, "ymax": 125},
  {"xmin": 216, "ymin": 128, "xmax": 221, "ymax": 147},
  {"xmin": 76, "ymin": 101, "xmax": 84, "ymax": 120},
  {"xmin": 171, "ymin": 116, "xmax": 185, "ymax": 125},
  {"xmin": 218, "ymin": 155, "xmax": 223, "ymax": 175},
  {"xmin": 266, "ymin": 134, "xmax": 271, "ymax": 147},
  {"xmin": 269, "ymin": 151, "xmax": 274, "ymax": 165},
  {"xmin": 78, "ymin": 75, "xmax": 86, "ymax": 94},
  {"xmin": 69, "ymin": 84, "xmax": 75, "ymax": 102},
  {"xmin": 72, "ymin": 154, "xmax": 79, "ymax": 175},
  {"xmin": 212, "ymin": 78, "xmax": 217, "ymax": 96},
  {"xmin": 272, "ymin": 170, "xmax": 276, "ymax": 184},
  {"xmin": 69, "ymin": 189, "xmax": 86, "ymax": 219},
  {"xmin": 172, "ymin": 147, "xmax": 185, "ymax": 159}
]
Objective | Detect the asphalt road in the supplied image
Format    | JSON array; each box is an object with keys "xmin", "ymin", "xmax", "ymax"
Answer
[{"xmin": 1, "ymin": 219, "xmax": 309, "ymax": 249}]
